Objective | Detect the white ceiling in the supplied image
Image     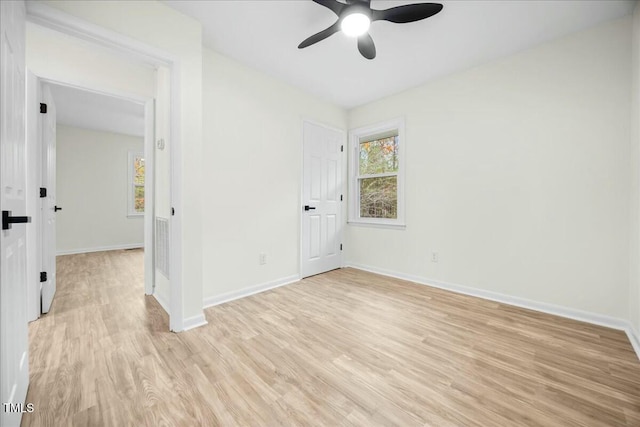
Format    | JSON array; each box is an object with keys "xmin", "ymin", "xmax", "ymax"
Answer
[
  {"xmin": 49, "ymin": 83, "xmax": 145, "ymax": 137},
  {"xmin": 165, "ymin": 0, "xmax": 636, "ymax": 109}
]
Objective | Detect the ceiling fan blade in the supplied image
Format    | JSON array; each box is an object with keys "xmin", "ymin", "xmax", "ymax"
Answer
[
  {"xmin": 357, "ymin": 33, "xmax": 376, "ymax": 60},
  {"xmin": 372, "ymin": 3, "xmax": 443, "ymax": 23},
  {"xmin": 298, "ymin": 21, "xmax": 341, "ymax": 49},
  {"xmin": 312, "ymin": 0, "xmax": 345, "ymax": 16}
]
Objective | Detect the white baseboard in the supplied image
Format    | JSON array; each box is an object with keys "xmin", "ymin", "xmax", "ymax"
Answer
[
  {"xmin": 203, "ymin": 274, "xmax": 300, "ymax": 308},
  {"xmin": 57, "ymin": 243, "xmax": 143, "ymax": 256},
  {"xmin": 347, "ymin": 262, "xmax": 640, "ymax": 361},
  {"xmin": 183, "ymin": 313, "xmax": 208, "ymax": 331},
  {"xmin": 152, "ymin": 291, "xmax": 207, "ymax": 331},
  {"xmin": 627, "ymin": 325, "xmax": 640, "ymax": 359}
]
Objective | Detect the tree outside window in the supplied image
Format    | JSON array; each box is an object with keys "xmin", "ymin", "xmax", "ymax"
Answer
[
  {"xmin": 128, "ymin": 152, "xmax": 145, "ymax": 216},
  {"xmin": 359, "ymin": 136, "xmax": 399, "ymax": 219}
]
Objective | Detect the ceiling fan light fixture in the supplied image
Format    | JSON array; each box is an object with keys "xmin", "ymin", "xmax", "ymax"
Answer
[
  {"xmin": 299, "ymin": 0, "xmax": 443, "ymax": 60},
  {"xmin": 340, "ymin": 13, "xmax": 370, "ymax": 37}
]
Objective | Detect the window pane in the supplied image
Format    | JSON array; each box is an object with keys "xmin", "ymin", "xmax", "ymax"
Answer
[
  {"xmin": 359, "ymin": 136, "xmax": 398, "ymax": 175},
  {"xmin": 134, "ymin": 185, "xmax": 145, "ymax": 213},
  {"xmin": 134, "ymin": 156, "xmax": 145, "ymax": 185},
  {"xmin": 360, "ymin": 176, "xmax": 397, "ymax": 219}
]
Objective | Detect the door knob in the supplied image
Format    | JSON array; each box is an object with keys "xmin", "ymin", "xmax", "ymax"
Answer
[
  {"xmin": 2, "ymin": 211, "xmax": 31, "ymax": 230},
  {"xmin": 54, "ymin": 206, "xmax": 62, "ymax": 212},
  {"xmin": 304, "ymin": 205, "xmax": 316, "ymax": 211}
]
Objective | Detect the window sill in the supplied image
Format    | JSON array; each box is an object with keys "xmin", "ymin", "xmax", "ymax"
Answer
[
  {"xmin": 127, "ymin": 213, "xmax": 144, "ymax": 219},
  {"xmin": 347, "ymin": 221, "xmax": 406, "ymax": 230}
]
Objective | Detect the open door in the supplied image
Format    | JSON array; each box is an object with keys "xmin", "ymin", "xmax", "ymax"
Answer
[
  {"xmin": 40, "ymin": 84, "xmax": 57, "ymax": 313},
  {"xmin": 26, "ymin": 71, "xmax": 42, "ymax": 322},
  {"xmin": 1, "ymin": 1, "xmax": 30, "ymax": 425}
]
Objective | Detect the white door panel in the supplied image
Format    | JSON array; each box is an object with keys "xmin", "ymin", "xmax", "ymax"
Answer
[
  {"xmin": 301, "ymin": 121, "xmax": 343, "ymax": 278},
  {"xmin": 1, "ymin": 1, "xmax": 30, "ymax": 426},
  {"xmin": 40, "ymin": 84, "xmax": 56, "ymax": 313},
  {"xmin": 26, "ymin": 71, "xmax": 42, "ymax": 322}
]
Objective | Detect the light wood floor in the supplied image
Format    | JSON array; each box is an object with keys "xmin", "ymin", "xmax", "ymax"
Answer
[{"xmin": 22, "ymin": 250, "xmax": 640, "ymax": 426}]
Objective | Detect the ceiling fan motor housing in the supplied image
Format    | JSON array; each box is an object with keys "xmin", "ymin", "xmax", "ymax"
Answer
[{"xmin": 340, "ymin": 3, "xmax": 372, "ymax": 22}]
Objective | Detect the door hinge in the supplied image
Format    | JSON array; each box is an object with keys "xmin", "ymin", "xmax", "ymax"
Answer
[
  {"xmin": 40, "ymin": 272, "xmax": 47, "ymax": 282},
  {"xmin": 40, "ymin": 103, "xmax": 47, "ymax": 114},
  {"xmin": 341, "ymin": 145, "xmax": 343, "ymax": 152},
  {"xmin": 171, "ymin": 207, "xmax": 175, "ymax": 216},
  {"xmin": 340, "ymin": 194, "xmax": 343, "ymax": 201},
  {"xmin": 340, "ymin": 244, "xmax": 343, "ymax": 251},
  {"xmin": 40, "ymin": 187, "xmax": 47, "ymax": 198}
]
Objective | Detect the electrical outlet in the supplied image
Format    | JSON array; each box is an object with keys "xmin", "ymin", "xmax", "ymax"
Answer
[
  {"xmin": 431, "ymin": 251, "xmax": 439, "ymax": 263},
  {"xmin": 259, "ymin": 253, "xmax": 267, "ymax": 265}
]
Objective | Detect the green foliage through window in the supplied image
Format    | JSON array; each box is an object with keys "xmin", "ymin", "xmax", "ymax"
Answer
[
  {"xmin": 360, "ymin": 176, "xmax": 397, "ymax": 219},
  {"xmin": 134, "ymin": 185, "xmax": 144, "ymax": 213},
  {"xmin": 359, "ymin": 136, "xmax": 398, "ymax": 175},
  {"xmin": 358, "ymin": 135, "xmax": 398, "ymax": 219},
  {"xmin": 134, "ymin": 157, "xmax": 145, "ymax": 185},
  {"xmin": 132, "ymin": 155, "xmax": 145, "ymax": 213}
]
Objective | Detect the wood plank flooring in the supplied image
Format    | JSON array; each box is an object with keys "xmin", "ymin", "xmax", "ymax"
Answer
[{"xmin": 22, "ymin": 249, "xmax": 640, "ymax": 426}]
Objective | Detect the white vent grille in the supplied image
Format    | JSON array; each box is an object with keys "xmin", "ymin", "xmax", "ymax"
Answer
[{"xmin": 155, "ymin": 217, "xmax": 170, "ymax": 278}]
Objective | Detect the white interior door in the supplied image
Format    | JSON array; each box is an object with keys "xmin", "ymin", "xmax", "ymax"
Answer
[
  {"xmin": 40, "ymin": 84, "xmax": 57, "ymax": 313},
  {"xmin": 26, "ymin": 71, "xmax": 42, "ymax": 322},
  {"xmin": 301, "ymin": 121, "xmax": 343, "ymax": 278},
  {"xmin": 1, "ymin": 1, "xmax": 30, "ymax": 425}
]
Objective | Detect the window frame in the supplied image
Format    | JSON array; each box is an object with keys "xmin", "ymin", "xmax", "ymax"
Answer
[
  {"xmin": 348, "ymin": 117, "xmax": 406, "ymax": 229},
  {"xmin": 128, "ymin": 151, "xmax": 145, "ymax": 218}
]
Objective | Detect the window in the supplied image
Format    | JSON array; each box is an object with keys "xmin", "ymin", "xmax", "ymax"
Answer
[
  {"xmin": 349, "ymin": 118, "xmax": 405, "ymax": 228},
  {"xmin": 128, "ymin": 151, "xmax": 145, "ymax": 217}
]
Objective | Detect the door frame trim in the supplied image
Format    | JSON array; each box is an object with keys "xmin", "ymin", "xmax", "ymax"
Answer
[
  {"xmin": 299, "ymin": 118, "xmax": 347, "ymax": 279},
  {"xmin": 27, "ymin": 75, "xmax": 157, "ymax": 307},
  {"xmin": 26, "ymin": 2, "xmax": 185, "ymax": 331}
]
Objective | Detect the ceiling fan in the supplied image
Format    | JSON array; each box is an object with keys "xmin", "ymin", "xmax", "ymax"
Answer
[{"xmin": 298, "ymin": 0, "xmax": 443, "ymax": 60}]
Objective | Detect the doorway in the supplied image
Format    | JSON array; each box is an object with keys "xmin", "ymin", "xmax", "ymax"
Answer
[
  {"xmin": 25, "ymin": 76, "xmax": 157, "ymax": 321},
  {"xmin": 24, "ymin": 5, "xmax": 187, "ymax": 331}
]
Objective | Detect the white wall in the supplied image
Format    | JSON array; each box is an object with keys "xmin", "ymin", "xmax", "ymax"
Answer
[
  {"xmin": 346, "ymin": 17, "xmax": 632, "ymax": 320},
  {"xmin": 202, "ymin": 49, "xmax": 347, "ymax": 301},
  {"xmin": 40, "ymin": 0, "xmax": 204, "ymax": 327},
  {"xmin": 56, "ymin": 125, "xmax": 144, "ymax": 254},
  {"xmin": 152, "ymin": 66, "xmax": 172, "ymax": 310},
  {"xmin": 630, "ymin": 3, "xmax": 640, "ymax": 336},
  {"xmin": 26, "ymin": 23, "xmax": 155, "ymax": 99}
]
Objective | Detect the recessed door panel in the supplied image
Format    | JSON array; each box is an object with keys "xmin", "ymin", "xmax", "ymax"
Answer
[
  {"xmin": 326, "ymin": 214, "xmax": 336, "ymax": 256},
  {"xmin": 310, "ymin": 156, "xmax": 321, "ymax": 201},
  {"xmin": 309, "ymin": 215, "xmax": 321, "ymax": 259},
  {"xmin": 327, "ymin": 159, "xmax": 337, "ymax": 202}
]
